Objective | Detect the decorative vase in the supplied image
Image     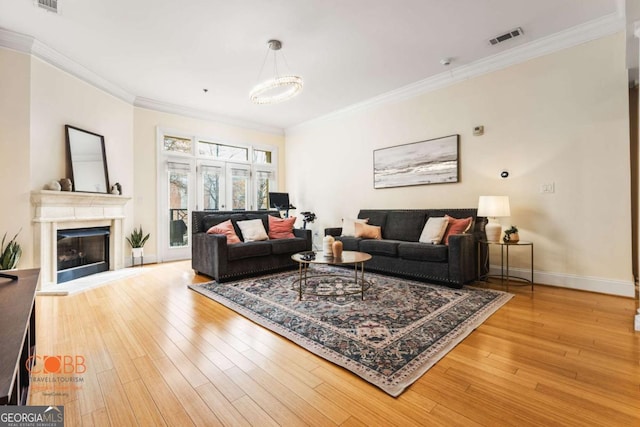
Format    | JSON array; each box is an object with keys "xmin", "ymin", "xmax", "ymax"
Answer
[
  {"xmin": 59, "ymin": 178, "xmax": 72, "ymax": 191},
  {"xmin": 131, "ymin": 247, "xmax": 144, "ymax": 258},
  {"xmin": 332, "ymin": 240, "xmax": 343, "ymax": 259},
  {"xmin": 322, "ymin": 235, "xmax": 334, "ymax": 257},
  {"xmin": 504, "ymin": 232, "xmax": 520, "ymax": 243},
  {"xmin": 45, "ymin": 180, "xmax": 61, "ymax": 191}
]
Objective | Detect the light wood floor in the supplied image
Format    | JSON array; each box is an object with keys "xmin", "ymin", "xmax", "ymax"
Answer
[{"xmin": 30, "ymin": 261, "xmax": 640, "ymax": 426}]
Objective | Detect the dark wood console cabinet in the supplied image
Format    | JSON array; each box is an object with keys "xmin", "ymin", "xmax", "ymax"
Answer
[{"xmin": 0, "ymin": 268, "xmax": 39, "ymax": 405}]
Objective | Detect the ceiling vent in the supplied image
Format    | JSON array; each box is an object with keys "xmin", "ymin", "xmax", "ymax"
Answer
[
  {"xmin": 36, "ymin": 0, "xmax": 58, "ymax": 13},
  {"xmin": 489, "ymin": 27, "xmax": 523, "ymax": 46}
]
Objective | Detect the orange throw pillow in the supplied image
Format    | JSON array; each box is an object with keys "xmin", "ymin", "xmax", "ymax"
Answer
[
  {"xmin": 442, "ymin": 215, "xmax": 472, "ymax": 244},
  {"xmin": 268, "ymin": 215, "xmax": 296, "ymax": 239},
  {"xmin": 206, "ymin": 219, "xmax": 241, "ymax": 244},
  {"xmin": 355, "ymin": 222, "xmax": 382, "ymax": 239}
]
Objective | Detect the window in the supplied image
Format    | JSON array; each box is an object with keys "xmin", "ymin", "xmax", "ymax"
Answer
[
  {"xmin": 200, "ymin": 164, "xmax": 223, "ymax": 210},
  {"xmin": 230, "ymin": 167, "xmax": 250, "ymax": 210},
  {"xmin": 167, "ymin": 162, "xmax": 190, "ymax": 248},
  {"xmin": 255, "ymin": 170, "xmax": 274, "ymax": 210},
  {"xmin": 160, "ymin": 130, "xmax": 278, "ymax": 212},
  {"xmin": 158, "ymin": 129, "xmax": 279, "ymax": 263},
  {"xmin": 254, "ymin": 149, "xmax": 272, "ymax": 164},
  {"xmin": 164, "ymin": 136, "xmax": 192, "ymax": 154},
  {"xmin": 199, "ymin": 141, "xmax": 248, "ymax": 161}
]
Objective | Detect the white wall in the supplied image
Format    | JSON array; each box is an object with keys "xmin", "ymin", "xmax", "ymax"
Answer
[
  {"xmin": 286, "ymin": 33, "xmax": 633, "ymax": 296},
  {"xmin": 0, "ymin": 48, "xmax": 32, "ymax": 267},
  {"xmin": 30, "ymin": 57, "xmax": 134, "ymax": 197}
]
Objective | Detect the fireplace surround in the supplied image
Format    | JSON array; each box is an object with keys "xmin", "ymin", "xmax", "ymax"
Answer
[{"xmin": 31, "ymin": 190, "xmax": 130, "ymax": 291}]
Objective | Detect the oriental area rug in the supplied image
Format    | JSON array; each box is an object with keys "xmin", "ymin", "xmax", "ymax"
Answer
[{"xmin": 188, "ymin": 266, "xmax": 512, "ymax": 396}]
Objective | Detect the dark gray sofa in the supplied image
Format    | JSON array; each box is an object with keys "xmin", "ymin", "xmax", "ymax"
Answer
[
  {"xmin": 325, "ymin": 209, "xmax": 486, "ymax": 288},
  {"xmin": 192, "ymin": 210, "xmax": 312, "ymax": 282}
]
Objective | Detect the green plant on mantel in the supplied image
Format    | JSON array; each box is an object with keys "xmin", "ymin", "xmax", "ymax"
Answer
[
  {"xmin": 126, "ymin": 226, "xmax": 150, "ymax": 248},
  {"xmin": 0, "ymin": 230, "xmax": 22, "ymax": 270}
]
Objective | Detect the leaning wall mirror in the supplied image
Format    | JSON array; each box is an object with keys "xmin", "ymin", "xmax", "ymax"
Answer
[{"xmin": 65, "ymin": 125, "xmax": 110, "ymax": 193}]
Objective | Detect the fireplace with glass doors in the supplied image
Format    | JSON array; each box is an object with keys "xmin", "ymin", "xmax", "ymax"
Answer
[{"xmin": 57, "ymin": 227, "xmax": 110, "ymax": 283}]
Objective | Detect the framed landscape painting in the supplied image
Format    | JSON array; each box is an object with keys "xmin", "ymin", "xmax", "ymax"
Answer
[{"xmin": 373, "ymin": 134, "xmax": 459, "ymax": 189}]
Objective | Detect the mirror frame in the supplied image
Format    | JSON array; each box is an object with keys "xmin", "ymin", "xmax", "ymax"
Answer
[{"xmin": 65, "ymin": 125, "xmax": 110, "ymax": 194}]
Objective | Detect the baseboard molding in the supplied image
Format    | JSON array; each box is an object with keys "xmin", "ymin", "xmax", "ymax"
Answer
[
  {"xmin": 488, "ymin": 265, "xmax": 635, "ymax": 297},
  {"xmin": 37, "ymin": 267, "xmax": 146, "ymax": 296}
]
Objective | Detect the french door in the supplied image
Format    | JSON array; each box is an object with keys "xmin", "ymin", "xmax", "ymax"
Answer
[
  {"xmin": 196, "ymin": 161, "xmax": 252, "ymax": 211},
  {"xmin": 157, "ymin": 130, "xmax": 277, "ymax": 262},
  {"xmin": 161, "ymin": 160, "xmax": 194, "ymax": 261},
  {"xmin": 159, "ymin": 160, "xmax": 268, "ymax": 261}
]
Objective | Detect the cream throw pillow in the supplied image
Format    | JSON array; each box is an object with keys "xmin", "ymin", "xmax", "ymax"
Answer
[
  {"xmin": 341, "ymin": 218, "xmax": 369, "ymax": 237},
  {"xmin": 419, "ymin": 217, "xmax": 449, "ymax": 244},
  {"xmin": 237, "ymin": 219, "xmax": 269, "ymax": 242}
]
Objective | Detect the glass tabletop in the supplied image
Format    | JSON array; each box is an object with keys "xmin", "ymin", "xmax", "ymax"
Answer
[
  {"xmin": 292, "ymin": 250, "xmax": 372, "ymax": 265},
  {"xmin": 479, "ymin": 240, "xmax": 532, "ymax": 245}
]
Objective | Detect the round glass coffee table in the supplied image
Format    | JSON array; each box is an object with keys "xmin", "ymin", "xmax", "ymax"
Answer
[{"xmin": 291, "ymin": 251, "xmax": 372, "ymax": 300}]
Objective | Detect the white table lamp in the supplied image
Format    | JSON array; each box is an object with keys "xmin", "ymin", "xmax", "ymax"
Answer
[{"xmin": 478, "ymin": 196, "xmax": 511, "ymax": 242}]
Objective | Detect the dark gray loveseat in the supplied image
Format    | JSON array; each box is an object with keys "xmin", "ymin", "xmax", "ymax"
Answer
[
  {"xmin": 325, "ymin": 209, "xmax": 486, "ymax": 288},
  {"xmin": 192, "ymin": 210, "xmax": 312, "ymax": 282}
]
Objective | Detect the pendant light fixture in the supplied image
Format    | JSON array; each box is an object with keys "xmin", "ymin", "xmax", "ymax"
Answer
[{"xmin": 250, "ymin": 39, "xmax": 303, "ymax": 105}]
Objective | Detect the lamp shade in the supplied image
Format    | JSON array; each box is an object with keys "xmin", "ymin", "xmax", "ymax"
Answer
[
  {"xmin": 477, "ymin": 196, "xmax": 511, "ymax": 217},
  {"xmin": 478, "ymin": 195, "xmax": 510, "ymax": 242}
]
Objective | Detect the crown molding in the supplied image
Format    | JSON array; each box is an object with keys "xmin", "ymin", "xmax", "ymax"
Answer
[
  {"xmin": 30, "ymin": 39, "xmax": 137, "ymax": 104},
  {"xmin": 0, "ymin": 27, "xmax": 35, "ymax": 53},
  {"xmin": 0, "ymin": 27, "xmax": 282, "ymax": 135},
  {"xmin": 134, "ymin": 97, "xmax": 284, "ymax": 136},
  {"xmin": 0, "ymin": 27, "xmax": 136, "ymax": 104},
  {"xmin": 288, "ymin": 13, "xmax": 625, "ymax": 133},
  {"xmin": 1, "ymin": 12, "xmax": 625, "ymax": 137}
]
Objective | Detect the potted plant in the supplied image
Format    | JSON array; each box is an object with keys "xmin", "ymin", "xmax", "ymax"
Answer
[
  {"xmin": 0, "ymin": 230, "xmax": 22, "ymax": 270},
  {"xmin": 126, "ymin": 225, "xmax": 150, "ymax": 258},
  {"xmin": 300, "ymin": 211, "xmax": 316, "ymax": 230},
  {"xmin": 503, "ymin": 225, "xmax": 520, "ymax": 243}
]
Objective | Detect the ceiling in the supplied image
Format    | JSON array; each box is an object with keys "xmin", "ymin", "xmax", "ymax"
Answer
[{"xmin": 0, "ymin": 0, "xmax": 631, "ymax": 131}]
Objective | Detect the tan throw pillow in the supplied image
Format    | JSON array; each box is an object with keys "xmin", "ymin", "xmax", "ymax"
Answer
[
  {"xmin": 236, "ymin": 219, "xmax": 269, "ymax": 242},
  {"xmin": 341, "ymin": 218, "xmax": 369, "ymax": 237},
  {"xmin": 442, "ymin": 215, "xmax": 473, "ymax": 244},
  {"xmin": 419, "ymin": 217, "xmax": 449, "ymax": 244},
  {"xmin": 206, "ymin": 219, "xmax": 241, "ymax": 244},
  {"xmin": 355, "ymin": 222, "xmax": 382, "ymax": 239}
]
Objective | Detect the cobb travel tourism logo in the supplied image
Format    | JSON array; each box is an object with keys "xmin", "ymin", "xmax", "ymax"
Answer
[
  {"xmin": 26, "ymin": 355, "xmax": 86, "ymax": 397},
  {"xmin": 26, "ymin": 355, "xmax": 86, "ymax": 375},
  {"xmin": 0, "ymin": 406, "xmax": 64, "ymax": 427}
]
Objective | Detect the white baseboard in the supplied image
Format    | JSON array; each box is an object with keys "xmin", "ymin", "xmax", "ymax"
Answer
[
  {"xmin": 488, "ymin": 265, "xmax": 635, "ymax": 297},
  {"xmin": 37, "ymin": 268, "xmax": 146, "ymax": 295}
]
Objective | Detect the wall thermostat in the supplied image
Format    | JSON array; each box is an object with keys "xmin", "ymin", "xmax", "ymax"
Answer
[
  {"xmin": 473, "ymin": 125, "xmax": 484, "ymax": 136},
  {"xmin": 500, "ymin": 170, "xmax": 509, "ymax": 178}
]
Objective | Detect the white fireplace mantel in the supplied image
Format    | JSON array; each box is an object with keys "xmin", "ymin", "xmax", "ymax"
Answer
[{"xmin": 31, "ymin": 190, "xmax": 131, "ymax": 290}]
